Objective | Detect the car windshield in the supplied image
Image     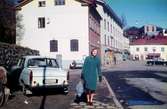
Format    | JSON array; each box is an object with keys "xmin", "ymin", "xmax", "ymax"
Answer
[{"xmin": 27, "ymin": 58, "xmax": 59, "ymax": 68}]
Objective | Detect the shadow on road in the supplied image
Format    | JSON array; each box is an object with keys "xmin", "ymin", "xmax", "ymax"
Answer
[{"xmin": 39, "ymin": 95, "xmax": 46, "ymax": 109}]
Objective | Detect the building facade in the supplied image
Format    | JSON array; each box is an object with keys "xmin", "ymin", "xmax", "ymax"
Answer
[
  {"xmin": 144, "ymin": 24, "xmax": 157, "ymax": 33},
  {"xmin": 130, "ymin": 36, "xmax": 167, "ymax": 61},
  {"xmin": 163, "ymin": 29, "xmax": 167, "ymax": 36},
  {"xmin": 96, "ymin": 0, "xmax": 129, "ymax": 66},
  {"xmin": 16, "ymin": 0, "xmax": 101, "ymax": 68}
]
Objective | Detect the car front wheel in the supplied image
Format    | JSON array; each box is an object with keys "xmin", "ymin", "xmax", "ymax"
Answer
[{"xmin": 63, "ymin": 87, "xmax": 68, "ymax": 95}]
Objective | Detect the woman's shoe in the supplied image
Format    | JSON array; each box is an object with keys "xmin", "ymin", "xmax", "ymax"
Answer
[
  {"xmin": 87, "ymin": 102, "xmax": 93, "ymax": 106},
  {"xmin": 89, "ymin": 102, "xmax": 93, "ymax": 106}
]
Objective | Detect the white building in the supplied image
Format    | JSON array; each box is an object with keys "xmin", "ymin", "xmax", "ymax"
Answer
[
  {"xmin": 130, "ymin": 36, "xmax": 167, "ymax": 61},
  {"xmin": 16, "ymin": 0, "xmax": 101, "ymax": 69},
  {"xmin": 163, "ymin": 29, "xmax": 167, "ymax": 36},
  {"xmin": 144, "ymin": 24, "xmax": 157, "ymax": 33},
  {"xmin": 96, "ymin": 0, "xmax": 129, "ymax": 66}
]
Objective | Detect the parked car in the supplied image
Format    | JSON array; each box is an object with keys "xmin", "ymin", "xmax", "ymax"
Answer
[
  {"xmin": 0, "ymin": 66, "xmax": 10, "ymax": 107},
  {"xmin": 11, "ymin": 56, "xmax": 69, "ymax": 95},
  {"xmin": 70, "ymin": 60, "xmax": 84, "ymax": 69},
  {"xmin": 146, "ymin": 58, "xmax": 167, "ymax": 66}
]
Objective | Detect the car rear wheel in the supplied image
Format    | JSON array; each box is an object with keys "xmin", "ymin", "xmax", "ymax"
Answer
[{"xmin": 0, "ymin": 83, "xmax": 5, "ymax": 107}]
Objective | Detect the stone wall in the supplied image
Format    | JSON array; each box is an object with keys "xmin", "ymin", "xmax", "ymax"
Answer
[{"xmin": 0, "ymin": 42, "xmax": 39, "ymax": 69}]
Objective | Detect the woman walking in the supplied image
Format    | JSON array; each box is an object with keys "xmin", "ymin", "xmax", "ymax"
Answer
[{"xmin": 81, "ymin": 48, "xmax": 102, "ymax": 105}]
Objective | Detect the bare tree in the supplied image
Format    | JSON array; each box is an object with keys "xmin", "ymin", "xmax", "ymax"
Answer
[
  {"xmin": 0, "ymin": 0, "xmax": 16, "ymax": 44},
  {"xmin": 16, "ymin": 12, "xmax": 24, "ymax": 45}
]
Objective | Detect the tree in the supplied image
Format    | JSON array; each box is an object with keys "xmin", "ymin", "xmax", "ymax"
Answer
[
  {"xmin": 16, "ymin": 12, "xmax": 24, "ymax": 45},
  {"xmin": 0, "ymin": 0, "xmax": 16, "ymax": 44}
]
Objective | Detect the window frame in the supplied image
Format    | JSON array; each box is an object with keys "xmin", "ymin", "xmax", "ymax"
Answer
[
  {"xmin": 38, "ymin": 1, "xmax": 46, "ymax": 7},
  {"xmin": 104, "ymin": 19, "xmax": 106, "ymax": 30},
  {"xmin": 161, "ymin": 47, "xmax": 165, "ymax": 52},
  {"xmin": 38, "ymin": 17, "xmax": 45, "ymax": 28},
  {"xmin": 55, "ymin": 0, "xmax": 65, "ymax": 5},
  {"xmin": 136, "ymin": 47, "xmax": 140, "ymax": 52},
  {"xmin": 144, "ymin": 47, "xmax": 148, "ymax": 52},
  {"xmin": 104, "ymin": 35, "xmax": 107, "ymax": 46},
  {"xmin": 107, "ymin": 21, "xmax": 109, "ymax": 32},
  {"xmin": 70, "ymin": 39, "xmax": 79, "ymax": 52},
  {"xmin": 50, "ymin": 40, "xmax": 58, "ymax": 52}
]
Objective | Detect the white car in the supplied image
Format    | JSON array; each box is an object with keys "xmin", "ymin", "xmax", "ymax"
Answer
[
  {"xmin": 70, "ymin": 60, "xmax": 84, "ymax": 69},
  {"xmin": 18, "ymin": 56, "xmax": 69, "ymax": 95}
]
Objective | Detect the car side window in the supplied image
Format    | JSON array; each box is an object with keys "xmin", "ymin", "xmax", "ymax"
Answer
[
  {"xmin": 17, "ymin": 58, "xmax": 25, "ymax": 68},
  {"xmin": 47, "ymin": 59, "xmax": 59, "ymax": 68}
]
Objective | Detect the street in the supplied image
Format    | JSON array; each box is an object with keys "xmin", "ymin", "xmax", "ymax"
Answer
[
  {"xmin": 104, "ymin": 60, "xmax": 167, "ymax": 109},
  {"xmin": 1, "ymin": 61, "xmax": 167, "ymax": 109},
  {"xmin": 1, "ymin": 70, "xmax": 116, "ymax": 109}
]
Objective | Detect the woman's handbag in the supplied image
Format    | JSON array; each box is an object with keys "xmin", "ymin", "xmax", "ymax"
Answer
[
  {"xmin": 76, "ymin": 80, "xmax": 84, "ymax": 97},
  {"xmin": 74, "ymin": 80, "xmax": 87, "ymax": 103}
]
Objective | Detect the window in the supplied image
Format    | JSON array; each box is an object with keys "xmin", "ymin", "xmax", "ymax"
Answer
[
  {"xmin": 89, "ymin": 16, "xmax": 92, "ymax": 28},
  {"xmin": 38, "ymin": 1, "xmax": 46, "ymax": 7},
  {"xmin": 110, "ymin": 36, "xmax": 113, "ymax": 46},
  {"xmin": 70, "ymin": 39, "xmax": 78, "ymax": 52},
  {"xmin": 136, "ymin": 47, "xmax": 139, "ymax": 52},
  {"xmin": 108, "ymin": 36, "xmax": 110, "ymax": 46},
  {"xmin": 161, "ymin": 47, "xmax": 165, "ymax": 52},
  {"xmin": 152, "ymin": 48, "xmax": 156, "ymax": 52},
  {"xmin": 152, "ymin": 27, "xmax": 154, "ymax": 31},
  {"xmin": 104, "ymin": 19, "xmax": 106, "ymax": 30},
  {"xmin": 50, "ymin": 40, "xmax": 58, "ymax": 52},
  {"xmin": 47, "ymin": 59, "xmax": 59, "ymax": 68},
  {"xmin": 104, "ymin": 35, "xmax": 106, "ymax": 45},
  {"xmin": 110, "ymin": 24, "xmax": 112, "ymax": 33},
  {"xmin": 144, "ymin": 47, "xmax": 147, "ymax": 51},
  {"xmin": 165, "ymin": 30, "xmax": 167, "ymax": 33},
  {"xmin": 18, "ymin": 58, "xmax": 25, "ymax": 68},
  {"xmin": 38, "ymin": 17, "xmax": 45, "ymax": 28},
  {"xmin": 107, "ymin": 22, "xmax": 109, "ymax": 32},
  {"xmin": 147, "ymin": 26, "xmax": 149, "ymax": 32},
  {"xmin": 28, "ymin": 58, "xmax": 46, "ymax": 67},
  {"xmin": 55, "ymin": 0, "xmax": 65, "ymax": 5}
]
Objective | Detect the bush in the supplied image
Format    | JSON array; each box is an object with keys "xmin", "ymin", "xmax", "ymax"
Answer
[{"xmin": 0, "ymin": 42, "xmax": 39, "ymax": 70}]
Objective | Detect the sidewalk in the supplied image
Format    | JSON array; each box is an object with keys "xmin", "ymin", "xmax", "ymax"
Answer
[{"xmin": 69, "ymin": 69, "xmax": 122, "ymax": 109}]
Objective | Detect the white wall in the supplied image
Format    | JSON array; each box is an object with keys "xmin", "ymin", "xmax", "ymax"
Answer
[
  {"xmin": 18, "ymin": 0, "xmax": 89, "ymax": 68},
  {"xmin": 130, "ymin": 45, "xmax": 167, "ymax": 61}
]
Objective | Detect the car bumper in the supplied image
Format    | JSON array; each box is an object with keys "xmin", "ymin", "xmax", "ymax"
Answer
[{"xmin": 26, "ymin": 84, "xmax": 69, "ymax": 91}]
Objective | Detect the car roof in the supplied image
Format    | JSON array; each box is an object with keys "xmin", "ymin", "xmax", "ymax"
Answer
[{"xmin": 22, "ymin": 55, "xmax": 56, "ymax": 59}]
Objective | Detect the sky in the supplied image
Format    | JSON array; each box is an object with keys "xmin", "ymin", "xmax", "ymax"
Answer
[{"xmin": 106, "ymin": 0, "xmax": 167, "ymax": 28}]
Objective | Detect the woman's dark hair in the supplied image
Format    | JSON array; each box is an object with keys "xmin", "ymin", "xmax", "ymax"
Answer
[{"xmin": 91, "ymin": 48, "xmax": 98, "ymax": 55}]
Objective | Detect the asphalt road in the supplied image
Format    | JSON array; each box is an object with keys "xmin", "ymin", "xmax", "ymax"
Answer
[
  {"xmin": 1, "ymin": 61, "xmax": 167, "ymax": 109},
  {"xmin": 103, "ymin": 61, "xmax": 167, "ymax": 109}
]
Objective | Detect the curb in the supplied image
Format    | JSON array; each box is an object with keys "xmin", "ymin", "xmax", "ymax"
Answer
[{"xmin": 103, "ymin": 76, "xmax": 124, "ymax": 109}]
